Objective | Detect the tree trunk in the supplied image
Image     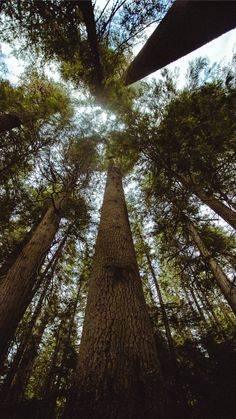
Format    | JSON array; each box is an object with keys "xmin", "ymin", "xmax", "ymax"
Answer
[
  {"xmin": 138, "ymin": 230, "xmax": 175, "ymax": 361},
  {"xmin": 77, "ymin": 0, "xmax": 103, "ymax": 89},
  {"xmin": 222, "ymin": 251, "xmax": 236, "ymax": 271},
  {"xmin": 38, "ymin": 318, "xmax": 65, "ymax": 419},
  {"xmin": 3, "ymin": 310, "xmax": 48, "ymax": 405},
  {"xmin": 189, "ymin": 284, "xmax": 208, "ymax": 326},
  {"xmin": 188, "ymin": 222, "xmax": 236, "ymax": 315},
  {"xmin": 193, "ymin": 285, "xmax": 222, "ymax": 332},
  {"xmin": 51, "ymin": 284, "xmax": 82, "ymax": 413},
  {"xmin": 218, "ymin": 299, "xmax": 236, "ymax": 328},
  {"xmin": 181, "ymin": 277, "xmax": 209, "ymax": 328},
  {"xmin": 124, "ymin": 1, "xmax": 236, "ymax": 84},
  {"xmin": 139, "ymin": 239, "xmax": 189, "ymax": 417},
  {"xmin": 0, "ymin": 218, "xmax": 41, "ymax": 280},
  {"xmin": 65, "ymin": 164, "xmax": 166, "ymax": 419},
  {"xmin": 0, "ymin": 231, "xmax": 68, "ymax": 395},
  {"xmin": 23, "ymin": 223, "xmax": 73, "ymax": 316},
  {"xmin": 180, "ymin": 174, "xmax": 236, "ymax": 230},
  {"xmin": 0, "ymin": 192, "xmax": 69, "ymax": 362},
  {"xmin": 0, "ymin": 113, "xmax": 22, "ymax": 133}
]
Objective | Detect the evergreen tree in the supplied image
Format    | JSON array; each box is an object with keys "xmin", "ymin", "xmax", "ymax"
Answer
[{"xmin": 65, "ymin": 163, "xmax": 166, "ymax": 419}]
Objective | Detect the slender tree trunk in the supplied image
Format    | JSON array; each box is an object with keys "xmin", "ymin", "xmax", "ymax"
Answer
[
  {"xmin": 0, "ymin": 113, "xmax": 22, "ymax": 133},
  {"xmin": 198, "ymin": 285, "xmax": 227, "ymax": 339},
  {"xmin": 0, "ymin": 217, "xmax": 42, "ymax": 280},
  {"xmin": 223, "ymin": 251, "xmax": 236, "ymax": 271},
  {"xmin": 77, "ymin": 0, "xmax": 103, "ymax": 88},
  {"xmin": 189, "ymin": 284, "xmax": 208, "ymax": 326},
  {"xmin": 187, "ymin": 222, "xmax": 236, "ymax": 315},
  {"xmin": 23, "ymin": 223, "xmax": 73, "ymax": 315},
  {"xmin": 40, "ymin": 319, "xmax": 64, "ymax": 401},
  {"xmin": 3, "ymin": 311, "xmax": 48, "ymax": 405},
  {"xmin": 0, "ymin": 279, "xmax": 53, "ymax": 400},
  {"xmin": 218, "ymin": 299, "xmax": 236, "ymax": 328},
  {"xmin": 0, "ymin": 231, "xmax": 68, "ymax": 396},
  {"xmin": 180, "ymin": 174, "xmax": 236, "ymax": 230},
  {"xmin": 193, "ymin": 285, "xmax": 221, "ymax": 332},
  {"xmin": 65, "ymin": 164, "xmax": 166, "ymax": 419},
  {"xmin": 182, "ymin": 278, "xmax": 208, "ymax": 326},
  {"xmin": 181, "ymin": 282, "xmax": 198, "ymax": 317},
  {"xmin": 52, "ymin": 284, "xmax": 82, "ymax": 413},
  {"xmin": 138, "ymin": 230, "xmax": 175, "ymax": 361},
  {"xmin": 219, "ymin": 191, "xmax": 236, "ymax": 212},
  {"xmin": 139, "ymin": 239, "xmax": 189, "ymax": 417},
  {"xmin": 0, "ymin": 192, "xmax": 69, "ymax": 362}
]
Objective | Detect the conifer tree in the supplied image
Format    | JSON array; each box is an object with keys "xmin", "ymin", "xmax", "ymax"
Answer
[{"xmin": 65, "ymin": 163, "xmax": 166, "ymax": 419}]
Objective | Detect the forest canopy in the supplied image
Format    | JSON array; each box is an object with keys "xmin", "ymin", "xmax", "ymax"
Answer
[{"xmin": 0, "ymin": 1, "xmax": 235, "ymax": 419}]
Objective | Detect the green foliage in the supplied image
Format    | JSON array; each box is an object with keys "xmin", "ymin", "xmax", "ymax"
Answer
[
  {"xmin": 1, "ymin": 1, "xmax": 84, "ymax": 61},
  {"xmin": 0, "ymin": 0, "xmax": 168, "ymax": 112},
  {"xmin": 0, "ymin": 69, "xmax": 73, "ymax": 127}
]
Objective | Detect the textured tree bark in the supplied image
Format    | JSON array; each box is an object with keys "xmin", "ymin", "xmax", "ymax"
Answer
[
  {"xmin": 0, "ymin": 192, "xmax": 68, "ymax": 363},
  {"xmin": 66, "ymin": 164, "xmax": 165, "ymax": 419},
  {"xmin": 180, "ymin": 174, "xmax": 236, "ymax": 230},
  {"xmin": 0, "ymin": 232, "xmax": 68, "ymax": 398},
  {"xmin": 188, "ymin": 222, "xmax": 236, "ymax": 315},
  {"xmin": 0, "ymin": 113, "xmax": 22, "ymax": 133},
  {"xmin": 0, "ymin": 218, "xmax": 41, "ymax": 280}
]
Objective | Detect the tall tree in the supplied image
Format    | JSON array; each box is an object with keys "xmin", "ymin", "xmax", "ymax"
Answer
[
  {"xmin": 0, "ymin": 224, "xmax": 72, "ymax": 400},
  {"xmin": 65, "ymin": 162, "xmax": 166, "ymax": 419},
  {"xmin": 187, "ymin": 221, "xmax": 236, "ymax": 315},
  {"xmin": 179, "ymin": 174, "xmax": 236, "ymax": 230},
  {"xmin": 0, "ymin": 139, "xmax": 96, "ymax": 362}
]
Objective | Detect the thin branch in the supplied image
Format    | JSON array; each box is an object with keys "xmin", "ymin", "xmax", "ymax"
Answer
[
  {"xmin": 114, "ymin": 18, "xmax": 162, "ymax": 55},
  {"xmin": 95, "ymin": 0, "xmax": 112, "ymax": 23},
  {"xmin": 98, "ymin": 0, "xmax": 127, "ymax": 39}
]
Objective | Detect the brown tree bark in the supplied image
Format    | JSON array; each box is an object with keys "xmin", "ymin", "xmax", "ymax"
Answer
[
  {"xmin": 0, "ymin": 217, "xmax": 42, "ymax": 280},
  {"xmin": 65, "ymin": 163, "xmax": 166, "ymax": 419},
  {"xmin": 187, "ymin": 222, "xmax": 236, "ymax": 315},
  {"xmin": 0, "ymin": 192, "xmax": 69, "ymax": 362},
  {"xmin": 0, "ymin": 113, "xmax": 22, "ymax": 133},
  {"xmin": 180, "ymin": 174, "xmax": 236, "ymax": 230},
  {"xmin": 0, "ymin": 230, "xmax": 69, "ymax": 395}
]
